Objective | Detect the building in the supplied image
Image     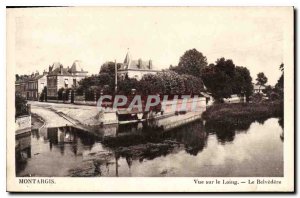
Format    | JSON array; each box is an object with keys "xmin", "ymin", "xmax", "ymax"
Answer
[
  {"xmin": 253, "ymin": 84, "xmax": 266, "ymax": 94},
  {"xmin": 47, "ymin": 61, "xmax": 88, "ymax": 99},
  {"xmin": 15, "ymin": 71, "xmax": 48, "ymax": 100},
  {"xmin": 118, "ymin": 51, "xmax": 159, "ymax": 80},
  {"xmin": 15, "ymin": 78, "xmax": 28, "ymax": 99},
  {"xmin": 27, "ymin": 71, "xmax": 48, "ymax": 100}
]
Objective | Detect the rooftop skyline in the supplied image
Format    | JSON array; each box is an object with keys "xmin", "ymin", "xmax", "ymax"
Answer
[{"xmin": 8, "ymin": 7, "xmax": 292, "ymax": 85}]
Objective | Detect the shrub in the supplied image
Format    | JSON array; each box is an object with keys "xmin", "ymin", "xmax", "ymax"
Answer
[{"xmin": 15, "ymin": 94, "xmax": 28, "ymax": 117}]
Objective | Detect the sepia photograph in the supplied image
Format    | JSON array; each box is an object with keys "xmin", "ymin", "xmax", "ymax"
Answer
[{"xmin": 6, "ymin": 6, "xmax": 294, "ymax": 192}]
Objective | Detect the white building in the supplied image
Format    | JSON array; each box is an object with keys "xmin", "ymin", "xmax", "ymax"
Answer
[{"xmin": 117, "ymin": 51, "xmax": 159, "ymax": 80}]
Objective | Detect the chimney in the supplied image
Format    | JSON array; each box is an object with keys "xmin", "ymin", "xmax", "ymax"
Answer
[
  {"xmin": 149, "ymin": 60, "xmax": 152, "ymax": 70},
  {"xmin": 60, "ymin": 65, "xmax": 63, "ymax": 75},
  {"xmin": 43, "ymin": 70, "xmax": 48, "ymax": 76},
  {"xmin": 49, "ymin": 65, "xmax": 52, "ymax": 72},
  {"xmin": 138, "ymin": 59, "xmax": 142, "ymax": 68}
]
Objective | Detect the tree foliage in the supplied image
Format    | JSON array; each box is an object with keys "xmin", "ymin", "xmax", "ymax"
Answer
[
  {"xmin": 201, "ymin": 58, "xmax": 253, "ymax": 101},
  {"xmin": 139, "ymin": 70, "xmax": 204, "ymax": 96},
  {"xmin": 256, "ymin": 72, "xmax": 268, "ymax": 87},
  {"xmin": 170, "ymin": 48, "xmax": 208, "ymax": 77},
  {"xmin": 15, "ymin": 94, "xmax": 28, "ymax": 117}
]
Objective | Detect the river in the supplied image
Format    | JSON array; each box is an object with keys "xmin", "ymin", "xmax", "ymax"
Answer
[{"xmin": 16, "ymin": 117, "xmax": 283, "ymax": 177}]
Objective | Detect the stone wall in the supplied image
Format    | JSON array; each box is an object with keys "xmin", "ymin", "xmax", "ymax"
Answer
[{"xmin": 15, "ymin": 115, "xmax": 31, "ymax": 135}]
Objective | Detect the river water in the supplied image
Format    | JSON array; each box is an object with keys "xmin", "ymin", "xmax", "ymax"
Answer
[{"xmin": 16, "ymin": 117, "xmax": 283, "ymax": 177}]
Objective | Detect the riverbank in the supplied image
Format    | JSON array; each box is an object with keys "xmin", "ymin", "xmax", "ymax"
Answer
[{"xmin": 202, "ymin": 101, "xmax": 283, "ymax": 124}]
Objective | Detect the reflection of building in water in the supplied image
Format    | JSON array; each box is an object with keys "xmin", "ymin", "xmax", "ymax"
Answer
[{"xmin": 15, "ymin": 132, "xmax": 32, "ymax": 174}]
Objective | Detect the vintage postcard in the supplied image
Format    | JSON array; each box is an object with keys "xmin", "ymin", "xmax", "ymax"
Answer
[{"xmin": 6, "ymin": 6, "xmax": 294, "ymax": 192}]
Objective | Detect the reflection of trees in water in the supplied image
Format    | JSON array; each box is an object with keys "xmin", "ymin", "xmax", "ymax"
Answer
[
  {"xmin": 104, "ymin": 120, "xmax": 208, "ymax": 159},
  {"xmin": 205, "ymin": 120, "xmax": 252, "ymax": 144},
  {"xmin": 15, "ymin": 132, "xmax": 31, "ymax": 175},
  {"xmin": 162, "ymin": 121, "xmax": 208, "ymax": 156},
  {"xmin": 278, "ymin": 117, "xmax": 284, "ymax": 142},
  {"xmin": 31, "ymin": 129, "xmax": 40, "ymax": 140},
  {"xmin": 46, "ymin": 126, "xmax": 99, "ymax": 155},
  {"xmin": 204, "ymin": 116, "xmax": 282, "ymax": 144}
]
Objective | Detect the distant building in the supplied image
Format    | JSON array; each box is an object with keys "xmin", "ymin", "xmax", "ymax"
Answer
[
  {"xmin": 223, "ymin": 94, "xmax": 245, "ymax": 103},
  {"xmin": 47, "ymin": 61, "xmax": 88, "ymax": 98},
  {"xmin": 15, "ymin": 71, "xmax": 48, "ymax": 100},
  {"xmin": 253, "ymin": 84, "xmax": 266, "ymax": 94},
  {"xmin": 118, "ymin": 51, "xmax": 159, "ymax": 80},
  {"xmin": 15, "ymin": 78, "xmax": 28, "ymax": 99}
]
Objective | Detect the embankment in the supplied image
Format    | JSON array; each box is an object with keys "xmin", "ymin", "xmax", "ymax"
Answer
[{"xmin": 202, "ymin": 101, "xmax": 283, "ymax": 125}]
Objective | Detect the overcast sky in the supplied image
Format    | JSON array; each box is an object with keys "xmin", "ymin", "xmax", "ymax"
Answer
[{"xmin": 9, "ymin": 7, "xmax": 292, "ymax": 85}]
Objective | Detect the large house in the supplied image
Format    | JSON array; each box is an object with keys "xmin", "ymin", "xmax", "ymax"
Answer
[
  {"xmin": 47, "ymin": 60, "xmax": 88, "ymax": 99},
  {"xmin": 253, "ymin": 84, "xmax": 266, "ymax": 94},
  {"xmin": 15, "ymin": 71, "xmax": 48, "ymax": 100},
  {"xmin": 118, "ymin": 52, "xmax": 159, "ymax": 80}
]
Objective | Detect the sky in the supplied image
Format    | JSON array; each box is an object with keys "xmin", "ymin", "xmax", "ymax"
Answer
[{"xmin": 8, "ymin": 7, "xmax": 292, "ymax": 85}]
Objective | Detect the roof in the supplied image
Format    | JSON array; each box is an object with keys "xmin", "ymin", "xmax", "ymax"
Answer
[
  {"xmin": 253, "ymin": 84, "xmax": 266, "ymax": 90},
  {"xmin": 70, "ymin": 60, "xmax": 85, "ymax": 73},
  {"xmin": 48, "ymin": 61, "xmax": 88, "ymax": 76},
  {"xmin": 48, "ymin": 67, "xmax": 71, "ymax": 76},
  {"xmin": 122, "ymin": 51, "xmax": 154, "ymax": 70}
]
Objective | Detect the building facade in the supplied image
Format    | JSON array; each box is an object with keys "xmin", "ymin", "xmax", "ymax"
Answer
[
  {"xmin": 253, "ymin": 84, "xmax": 266, "ymax": 94},
  {"xmin": 118, "ymin": 52, "xmax": 159, "ymax": 80},
  {"xmin": 15, "ymin": 71, "xmax": 48, "ymax": 100},
  {"xmin": 47, "ymin": 61, "xmax": 88, "ymax": 98}
]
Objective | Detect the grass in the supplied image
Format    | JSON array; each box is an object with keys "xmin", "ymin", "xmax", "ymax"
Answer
[{"xmin": 202, "ymin": 101, "xmax": 283, "ymax": 124}]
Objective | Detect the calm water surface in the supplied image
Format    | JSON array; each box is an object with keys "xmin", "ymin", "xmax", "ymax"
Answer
[{"xmin": 16, "ymin": 118, "xmax": 283, "ymax": 177}]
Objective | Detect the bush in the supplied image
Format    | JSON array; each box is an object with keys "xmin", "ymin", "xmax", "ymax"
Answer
[
  {"xmin": 202, "ymin": 102, "xmax": 283, "ymax": 124},
  {"xmin": 15, "ymin": 94, "xmax": 28, "ymax": 117}
]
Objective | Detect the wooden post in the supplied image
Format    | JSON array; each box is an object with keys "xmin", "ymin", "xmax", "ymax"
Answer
[
  {"xmin": 115, "ymin": 59, "xmax": 118, "ymax": 93},
  {"xmin": 27, "ymin": 104, "xmax": 31, "ymax": 115},
  {"xmin": 94, "ymin": 91, "xmax": 97, "ymax": 104}
]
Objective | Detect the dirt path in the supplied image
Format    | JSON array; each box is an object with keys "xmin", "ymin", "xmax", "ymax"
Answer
[{"xmin": 31, "ymin": 105, "xmax": 74, "ymax": 128}]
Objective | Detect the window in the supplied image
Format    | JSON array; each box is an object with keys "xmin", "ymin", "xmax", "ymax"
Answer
[
  {"xmin": 73, "ymin": 79, "xmax": 76, "ymax": 87},
  {"xmin": 64, "ymin": 79, "xmax": 69, "ymax": 88}
]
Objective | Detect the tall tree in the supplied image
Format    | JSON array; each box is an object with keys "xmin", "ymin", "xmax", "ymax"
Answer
[
  {"xmin": 201, "ymin": 58, "xmax": 236, "ymax": 101},
  {"xmin": 171, "ymin": 48, "xmax": 207, "ymax": 77},
  {"xmin": 201, "ymin": 58, "xmax": 253, "ymax": 102},
  {"xmin": 99, "ymin": 61, "xmax": 122, "ymax": 75},
  {"xmin": 256, "ymin": 72, "xmax": 268, "ymax": 90},
  {"xmin": 233, "ymin": 66, "xmax": 253, "ymax": 100}
]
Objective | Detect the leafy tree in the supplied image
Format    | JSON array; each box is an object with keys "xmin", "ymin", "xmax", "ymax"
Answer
[
  {"xmin": 256, "ymin": 72, "xmax": 268, "ymax": 90},
  {"xmin": 39, "ymin": 86, "xmax": 47, "ymax": 102},
  {"xmin": 201, "ymin": 58, "xmax": 236, "ymax": 101},
  {"xmin": 233, "ymin": 66, "xmax": 253, "ymax": 100},
  {"xmin": 201, "ymin": 58, "xmax": 253, "ymax": 102},
  {"xmin": 99, "ymin": 61, "xmax": 122, "ymax": 75},
  {"xmin": 15, "ymin": 94, "xmax": 28, "ymax": 117},
  {"xmin": 139, "ymin": 73, "xmax": 164, "ymax": 95},
  {"xmin": 170, "ymin": 48, "xmax": 208, "ymax": 77},
  {"xmin": 118, "ymin": 77, "xmax": 140, "ymax": 95},
  {"xmin": 275, "ymin": 63, "xmax": 284, "ymax": 99}
]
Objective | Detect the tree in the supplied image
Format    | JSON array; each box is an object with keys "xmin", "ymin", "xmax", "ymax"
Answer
[
  {"xmin": 201, "ymin": 58, "xmax": 236, "ymax": 101},
  {"xmin": 15, "ymin": 94, "xmax": 28, "ymax": 117},
  {"xmin": 118, "ymin": 77, "xmax": 140, "ymax": 95},
  {"xmin": 15, "ymin": 74, "xmax": 20, "ymax": 81},
  {"xmin": 233, "ymin": 66, "xmax": 253, "ymax": 100},
  {"xmin": 201, "ymin": 58, "xmax": 253, "ymax": 102},
  {"xmin": 99, "ymin": 61, "xmax": 122, "ymax": 75},
  {"xmin": 256, "ymin": 72, "xmax": 268, "ymax": 91},
  {"xmin": 170, "ymin": 48, "xmax": 208, "ymax": 77},
  {"xmin": 139, "ymin": 73, "xmax": 164, "ymax": 95},
  {"xmin": 275, "ymin": 63, "xmax": 284, "ymax": 99}
]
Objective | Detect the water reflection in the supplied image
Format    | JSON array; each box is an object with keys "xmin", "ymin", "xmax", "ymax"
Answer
[{"xmin": 16, "ymin": 117, "xmax": 283, "ymax": 177}]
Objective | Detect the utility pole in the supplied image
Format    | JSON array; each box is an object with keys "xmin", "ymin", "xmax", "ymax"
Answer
[{"xmin": 115, "ymin": 59, "xmax": 118, "ymax": 93}]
